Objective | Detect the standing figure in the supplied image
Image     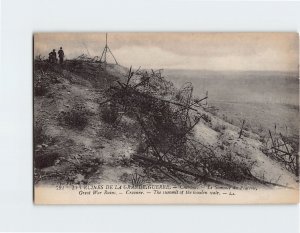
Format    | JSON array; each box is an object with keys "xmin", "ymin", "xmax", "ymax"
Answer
[
  {"xmin": 48, "ymin": 51, "xmax": 53, "ymax": 62},
  {"xmin": 58, "ymin": 47, "xmax": 64, "ymax": 64},
  {"xmin": 52, "ymin": 49, "xmax": 57, "ymax": 63}
]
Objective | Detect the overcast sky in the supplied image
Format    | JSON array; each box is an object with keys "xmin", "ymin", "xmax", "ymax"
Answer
[{"xmin": 34, "ymin": 32, "xmax": 298, "ymax": 71}]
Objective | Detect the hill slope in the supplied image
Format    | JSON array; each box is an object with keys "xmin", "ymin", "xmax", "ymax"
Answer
[{"xmin": 33, "ymin": 60, "xmax": 298, "ymax": 189}]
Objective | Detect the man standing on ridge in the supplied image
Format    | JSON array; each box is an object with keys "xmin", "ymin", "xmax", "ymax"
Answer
[
  {"xmin": 51, "ymin": 49, "xmax": 57, "ymax": 63},
  {"xmin": 48, "ymin": 51, "xmax": 53, "ymax": 63},
  {"xmin": 58, "ymin": 47, "xmax": 64, "ymax": 64}
]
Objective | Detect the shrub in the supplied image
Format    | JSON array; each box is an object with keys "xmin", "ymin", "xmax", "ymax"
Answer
[
  {"xmin": 213, "ymin": 123, "xmax": 226, "ymax": 133},
  {"xmin": 100, "ymin": 103, "xmax": 119, "ymax": 124},
  {"xmin": 58, "ymin": 104, "xmax": 88, "ymax": 130},
  {"xmin": 131, "ymin": 172, "xmax": 144, "ymax": 187},
  {"xmin": 34, "ymin": 122, "xmax": 49, "ymax": 145},
  {"xmin": 119, "ymin": 154, "xmax": 132, "ymax": 167},
  {"xmin": 98, "ymin": 127, "xmax": 116, "ymax": 140},
  {"xmin": 207, "ymin": 153, "xmax": 254, "ymax": 181},
  {"xmin": 136, "ymin": 142, "xmax": 147, "ymax": 155},
  {"xmin": 34, "ymin": 80, "xmax": 49, "ymax": 96},
  {"xmin": 202, "ymin": 114, "xmax": 212, "ymax": 123},
  {"xmin": 34, "ymin": 151, "xmax": 60, "ymax": 169}
]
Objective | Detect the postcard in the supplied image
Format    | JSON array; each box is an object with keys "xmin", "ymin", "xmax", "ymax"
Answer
[{"xmin": 33, "ymin": 32, "xmax": 299, "ymax": 204}]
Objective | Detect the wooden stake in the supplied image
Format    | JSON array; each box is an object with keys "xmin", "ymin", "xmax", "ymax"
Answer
[{"xmin": 238, "ymin": 120, "xmax": 245, "ymax": 139}]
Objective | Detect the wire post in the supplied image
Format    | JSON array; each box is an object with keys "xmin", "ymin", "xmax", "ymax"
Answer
[
  {"xmin": 106, "ymin": 33, "xmax": 107, "ymax": 47},
  {"xmin": 100, "ymin": 33, "xmax": 118, "ymax": 65}
]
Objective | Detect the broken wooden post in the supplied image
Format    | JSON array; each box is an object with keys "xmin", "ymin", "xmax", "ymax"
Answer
[
  {"xmin": 269, "ymin": 130, "xmax": 278, "ymax": 157},
  {"xmin": 238, "ymin": 119, "xmax": 245, "ymax": 139}
]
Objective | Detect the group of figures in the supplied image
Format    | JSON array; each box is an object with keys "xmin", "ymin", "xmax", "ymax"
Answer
[{"xmin": 48, "ymin": 47, "xmax": 64, "ymax": 64}]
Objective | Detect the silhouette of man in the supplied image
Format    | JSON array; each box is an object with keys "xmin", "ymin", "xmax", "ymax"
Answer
[
  {"xmin": 48, "ymin": 51, "xmax": 53, "ymax": 62},
  {"xmin": 58, "ymin": 47, "xmax": 64, "ymax": 64},
  {"xmin": 51, "ymin": 49, "xmax": 57, "ymax": 63}
]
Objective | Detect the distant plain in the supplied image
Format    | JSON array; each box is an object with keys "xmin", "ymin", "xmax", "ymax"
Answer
[{"xmin": 165, "ymin": 70, "xmax": 299, "ymax": 136}]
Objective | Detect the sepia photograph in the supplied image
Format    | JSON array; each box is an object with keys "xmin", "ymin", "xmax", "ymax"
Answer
[
  {"xmin": 2, "ymin": 0, "xmax": 300, "ymax": 232},
  {"xmin": 33, "ymin": 32, "xmax": 299, "ymax": 204}
]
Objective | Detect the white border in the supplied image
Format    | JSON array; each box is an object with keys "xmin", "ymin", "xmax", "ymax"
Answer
[{"xmin": 1, "ymin": 0, "xmax": 299, "ymax": 232}]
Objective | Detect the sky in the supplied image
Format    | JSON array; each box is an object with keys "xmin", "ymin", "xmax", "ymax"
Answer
[{"xmin": 34, "ymin": 32, "xmax": 299, "ymax": 71}]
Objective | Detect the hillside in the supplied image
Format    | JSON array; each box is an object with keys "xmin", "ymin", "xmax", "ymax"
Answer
[{"xmin": 33, "ymin": 60, "xmax": 298, "ymax": 189}]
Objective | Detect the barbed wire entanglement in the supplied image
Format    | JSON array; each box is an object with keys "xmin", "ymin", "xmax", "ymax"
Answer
[{"xmin": 99, "ymin": 67, "xmax": 290, "ymax": 187}]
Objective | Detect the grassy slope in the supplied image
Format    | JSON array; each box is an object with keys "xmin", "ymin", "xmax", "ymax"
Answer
[{"xmin": 34, "ymin": 61, "xmax": 298, "ymax": 188}]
